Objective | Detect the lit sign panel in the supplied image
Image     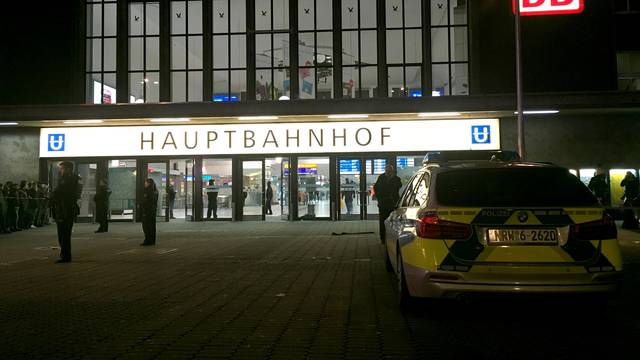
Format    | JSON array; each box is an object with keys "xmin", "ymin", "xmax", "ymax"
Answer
[
  {"xmin": 40, "ymin": 119, "xmax": 500, "ymax": 158},
  {"xmin": 512, "ymin": 0, "xmax": 584, "ymax": 16}
]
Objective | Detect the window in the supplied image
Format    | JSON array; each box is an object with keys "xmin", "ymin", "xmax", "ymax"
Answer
[
  {"xmin": 213, "ymin": 0, "xmax": 247, "ymax": 102},
  {"xmin": 129, "ymin": 1, "xmax": 161, "ymax": 103},
  {"xmin": 171, "ymin": 1, "xmax": 204, "ymax": 102},
  {"xmin": 430, "ymin": 0, "xmax": 468, "ymax": 96},
  {"xmin": 255, "ymin": 0, "xmax": 290, "ymax": 100},
  {"xmin": 413, "ymin": 173, "xmax": 429, "ymax": 207},
  {"xmin": 86, "ymin": 0, "xmax": 117, "ymax": 104},
  {"xmin": 617, "ymin": 52, "xmax": 640, "ymax": 92},
  {"xmin": 298, "ymin": 0, "xmax": 334, "ymax": 99},
  {"xmin": 386, "ymin": 0, "xmax": 422, "ymax": 97},
  {"xmin": 614, "ymin": 0, "xmax": 640, "ymax": 13},
  {"xmin": 436, "ymin": 169, "xmax": 598, "ymax": 207},
  {"xmin": 341, "ymin": 0, "xmax": 377, "ymax": 98}
]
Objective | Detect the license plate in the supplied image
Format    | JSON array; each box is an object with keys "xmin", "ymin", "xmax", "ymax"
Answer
[{"xmin": 487, "ymin": 229, "xmax": 559, "ymax": 245}]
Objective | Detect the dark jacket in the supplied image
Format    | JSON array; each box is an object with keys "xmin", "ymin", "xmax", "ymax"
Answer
[
  {"xmin": 266, "ymin": 185, "xmax": 273, "ymax": 202},
  {"xmin": 94, "ymin": 185, "xmax": 111, "ymax": 218},
  {"xmin": 167, "ymin": 185, "xmax": 176, "ymax": 202},
  {"xmin": 621, "ymin": 175, "xmax": 639, "ymax": 201},
  {"xmin": 52, "ymin": 174, "xmax": 82, "ymax": 222},
  {"xmin": 373, "ymin": 173, "xmax": 402, "ymax": 208},
  {"xmin": 141, "ymin": 187, "xmax": 159, "ymax": 219},
  {"xmin": 588, "ymin": 174, "xmax": 609, "ymax": 204}
]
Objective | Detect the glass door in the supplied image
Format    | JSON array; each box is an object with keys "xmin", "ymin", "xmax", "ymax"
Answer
[
  {"xmin": 107, "ymin": 159, "xmax": 137, "ymax": 221},
  {"xmin": 297, "ymin": 157, "xmax": 331, "ymax": 219},
  {"xmin": 265, "ymin": 157, "xmax": 289, "ymax": 221},
  {"xmin": 202, "ymin": 158, "xmax": 233, "ymax": 220},
  {"xmin": 338, "ymin": 158, "xmax": 361, "ymax": 220},
  {"xmin": 169, "ymin": 159, "xmax": 194, "ymax": 221},
  {"xmin": 147, "ymin": 162, "xmax": 168, "ymax": 221},
  {"xmin": 242, "ymin": 160, "xmax": 264, "ymax": 220},
  {"xmin": 364, "ymin": 158, "xmax": 387, "ymax": 220}
]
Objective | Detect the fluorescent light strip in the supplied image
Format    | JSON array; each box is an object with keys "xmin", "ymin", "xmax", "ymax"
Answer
[
  {"xmin": 63, "ymin": 120, "xmax": 103, "ymax": 124},
  {"xmin": 0, "ymin": 122, "xmax": 18, "ymax": 126},
  {"xmin": 327, "ymin": 114, "xmax": 369, "ymax": 119},
  {"xmin": 237, "ymin": 116, "xmax": 279, "ymax": 120},
  {"xmin": 514, "ymin": 110, "xmax": 559, "ymax": 115},
  {"xmin": 150, "ymin": 118, "xmax": 191, "ymax": 122},
  {"xmin": 418, "ymin": 112, "xmax": 461, "ymax": 117}
]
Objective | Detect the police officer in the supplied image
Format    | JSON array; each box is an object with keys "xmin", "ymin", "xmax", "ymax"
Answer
[
  {"xmin": 206, "ymin": 179, "xmax": 219, "ymax": 220},
  {"xmin": 51, "ymin": 161, "xmax": 82, "ymax": 263},
  {"xmin": 94, "ymin": 179, "xmax": 111, "ymax": 233},
  {"xmin": 140, "ymin": 178, "xmax": 159, "ymax": 246},
  {"xmin": 166, "ymin": 182, "xmax": 177, "ymax": 219},
  {"xmin": 265, "ymin": 181, "xmax": 273, "ymax": 215},
  {"xmin": 374, "ymin": 164, "xmax": 402, "ymax": 244}
]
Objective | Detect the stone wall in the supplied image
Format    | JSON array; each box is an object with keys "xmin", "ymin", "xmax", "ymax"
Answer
[{"xmin": 0, "ymin": 128, "xmax": 40, "ymax": 183}]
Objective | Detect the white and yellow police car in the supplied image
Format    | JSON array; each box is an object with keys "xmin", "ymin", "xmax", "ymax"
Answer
[{"xmin": 384, "ymin": 151, "xmax": 623, "ymax": 306}]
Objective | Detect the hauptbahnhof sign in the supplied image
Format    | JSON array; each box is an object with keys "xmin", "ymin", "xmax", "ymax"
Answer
[{"xmin": 40, "ymin": 119, "xmax": 500, "ymax": 158}]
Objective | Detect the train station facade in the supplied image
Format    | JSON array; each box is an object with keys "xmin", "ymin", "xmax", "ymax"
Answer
[{"xmin": 1, "ymin": 0, "xmax": 639, "ymax": 222}]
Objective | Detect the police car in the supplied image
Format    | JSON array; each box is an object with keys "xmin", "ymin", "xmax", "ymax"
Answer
[{"xmin": 384, "ymin": 151, "xmax": 623, "ymax": 306}]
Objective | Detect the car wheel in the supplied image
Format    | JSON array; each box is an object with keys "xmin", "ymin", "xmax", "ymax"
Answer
[
  {"xmin": 397, "ymin": 251, "xmax": 415, "ymax": 309},
  {"xmin": 384, "ymin": 242, "xmax": 393, "ymax": 273}
]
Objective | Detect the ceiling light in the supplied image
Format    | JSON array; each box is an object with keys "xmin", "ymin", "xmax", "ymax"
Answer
[
  {"xmin": 0, "ymin": 122, "xmax": 18, "ymax": 126},
  {"xmin": 150, "ymin": 118, "xmax": 191, "ymax": 122},
  {"xmin": 238, "ymin": 116, "xmax": 279, "ymax": 120},
  {"xmin": 514, "ymin": 110, "xmax": 559, "ymax": 115},
  {"xmin": 63, "ymin": 120, "xmax": 104, "ymax": 124},
  {"xmin": 327, "ymin": 114, "xmax": 369, "ymax": 119},
  {"xmin": 418, "ymin": 112, "xmax": 461, "ymax": 117}
]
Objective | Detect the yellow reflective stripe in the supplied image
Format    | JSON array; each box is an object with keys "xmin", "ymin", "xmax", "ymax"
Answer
[
  {"xmin": 400, "ymin": 238, "xmax": 450, "ymax": 271},
  {"xmin": 478, "ymin": 246, "xmax": 575, "ymax": 263},
  {"xmin": 595, "ymin": 240, "xmax": 624, "ymax": 271},
  {"xmin": 564, "ymin": 208, "xmax": 603, "ymax": 224},
  {"xmin": 436, "ymin": 207, "xmax": 481, "ymax": 224}
]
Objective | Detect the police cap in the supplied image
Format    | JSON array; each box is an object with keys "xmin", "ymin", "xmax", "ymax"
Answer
[{"xmin": 59, "ymin": 161, "xmax": 74, "ymax": 170}]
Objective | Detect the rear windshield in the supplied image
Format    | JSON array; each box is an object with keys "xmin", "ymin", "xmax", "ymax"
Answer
[{"xmin": 436, "ymin": 168, "xmax": 598, "ymax": 207}]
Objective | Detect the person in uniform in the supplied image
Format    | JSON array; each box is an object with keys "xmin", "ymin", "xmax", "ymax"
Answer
[
  {"xmin": 141, "ymin": 178, "xmax": 159, "ymax": 246},
  {"xmin": 94, "ymin": 179, "xmax": 111, "ymax": 233},
  {"xmin": 373, "ymin": 164, "xmax": 402, "ymax": 244},
  {"xmin": 206, "ymin": 179, "xmax": 219, "ymax": 220},
  {"xmin": 167, "ymin": 182, "xmax": 177, "ymax": 219},
  {"xmin": 265, "ymin": 181, "xmax": 274, "ymax": 215},
  {"xmin": 51, "ymin": 161, "xmax": 82, "ymax": 263}
]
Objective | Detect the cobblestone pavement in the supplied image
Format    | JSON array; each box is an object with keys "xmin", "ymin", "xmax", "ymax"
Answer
[{"xmin": 1, "ymin": 220, "xmax": 639, "ymax": 359}]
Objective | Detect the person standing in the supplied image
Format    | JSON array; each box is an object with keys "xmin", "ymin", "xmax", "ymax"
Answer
[
  {"xmin": 588, "ymin": 166, "xmax": 610, "ymax": 206},
  {"xmin": 265, "ymin": 181, "xmax": 273, "ymax": 215},
  {"xmin": 621, "ymin": 171, "xmax": 639, "ymax": 229},
  {"xmin": 342, "ymin": 179, "xmax": 355, "ymax": 215},
  {"xmin": 374, "ymin": 164, "xmax": 402, "ymax": 244},
  {"xmin": 51, "ymin": 161, "xmax": 82, "ymax": 263},
  {"xmin": 206, "ymin": 179, "xmax": 219, "ymax": 220},
  {"xmin": 94, "ymin": 179, "xmax": 111, "ymax": 233},
  {"xmin": 140, "ymin": 178, "xmax": 159, "ymax": 246},
  {"xmin": 167, "ymin": 183, "xmax": 177, "ymax": 219}
]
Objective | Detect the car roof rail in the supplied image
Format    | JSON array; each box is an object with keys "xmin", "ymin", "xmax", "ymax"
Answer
[{"xmin": 422, "ymin": 150, "xmax": 521, "ymax": 165}]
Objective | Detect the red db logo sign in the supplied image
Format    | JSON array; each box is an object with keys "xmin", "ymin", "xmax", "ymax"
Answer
[{"xmin": 512, "ymin": 0, "xmax": 584, "ymax": 16}]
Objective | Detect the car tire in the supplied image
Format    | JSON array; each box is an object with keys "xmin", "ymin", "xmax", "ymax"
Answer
[{"xmin": 397, "ymin": 252, "xmax": 415, "ymax": 309}]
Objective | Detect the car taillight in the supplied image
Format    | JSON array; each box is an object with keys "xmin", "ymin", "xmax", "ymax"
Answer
[
  {"xmin": 416, "ymin": 213, "xmax": 472, "ymax": 240},
  {"xmin": 569, "ymin": 214, "xmax": 617, "ymax": 241}
]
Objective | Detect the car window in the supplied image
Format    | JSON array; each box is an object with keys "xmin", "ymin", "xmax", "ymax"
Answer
[
  {"xmin": 399, "ymin": 173, "xmax": 420, "ymax": 207},
  {"xmin": 436, "ymin": 168, "xmax": 599, "ymax": 207},
  {"xmin": 412, "ymin": 173, "xmax": 430, "ymax": 207},
  {"xmin": 402, "ymin": 173, "xmax": 424, "ymax": 207}
]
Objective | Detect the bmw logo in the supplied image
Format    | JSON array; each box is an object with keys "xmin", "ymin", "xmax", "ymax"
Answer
[{"xmin": 518, "ymin": 211, "xmax": 529, "ymax": 223}]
